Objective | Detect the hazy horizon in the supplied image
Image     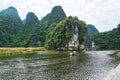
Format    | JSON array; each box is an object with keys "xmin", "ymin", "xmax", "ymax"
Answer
[{"xmin": 0, "ymin": 0, "xmax": 120, "ymax": 32}]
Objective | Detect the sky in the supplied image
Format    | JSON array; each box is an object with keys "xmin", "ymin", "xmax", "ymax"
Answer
[{"xmin": 0, "ymin": 0, "xmax": 120, "ymax": 32}]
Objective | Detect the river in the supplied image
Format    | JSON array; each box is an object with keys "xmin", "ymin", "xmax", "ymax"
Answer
[{"xmin": 0, "ymin": 50, "xmax": 119, "ymax": 80}]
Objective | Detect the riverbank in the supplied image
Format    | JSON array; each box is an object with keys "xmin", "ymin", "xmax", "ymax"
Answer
[
  {"xmin": 102, "ymin": 50, "xmax": 120, "ymax": 80},
  {"xmin": 0, "ymin": 47, "xmax": 46, "ymax": 57},
  {"xmin": 103, "ymin": 63, "xmax": 120, "ymax": 80},
  {"xmin": 0, "ymin": 47, "xmax": 86, "ymax": 58},
  {"xmin": 116, "ymin": 51, "xmax": 120, "ymax": 58}
]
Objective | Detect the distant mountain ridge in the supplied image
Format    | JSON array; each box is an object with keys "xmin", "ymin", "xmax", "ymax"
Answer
[
  {"xmin": 85, "ymin": 24, "xmax": 98, "ymax": 49},
  {"xmin": 0, "ymin": 6, "xmax": 67, "ymax": 47},
  {"xmin": 1, "ymin": 5, "xmax": 112, "ymax": 50}
]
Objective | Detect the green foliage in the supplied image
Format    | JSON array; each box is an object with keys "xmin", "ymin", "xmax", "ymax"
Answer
[
  {"xmin": 26, "ymin": 25, "xmax": 45, "ymax": 47},
  {"xmin": 39, "ymin": 6, "xmax": 66, "ymax": 45},
  {"xmin": 14, "ymin": 12, "xmax": 39, "ymax": 47},
  {"xmin": 0, "ymin": 7, "xmax": 23, "ymax": 47},
  {"xmin": 116, "ymin": 52, "xmax": 120, "ymax": 58},
  {"xmin": 0, "ymin": 6, "xmax": 87, "ymax": 49},
  {"xmin": 93, "ymin": 23, "xmax": 120, "ymax": 50},
  {"xmin": 45, "ymin": 16, "xmax": 87, "ymax": 50},
  {"xmin": 0, "ymin": 6, "xmax": 66, "ymax": 47}
]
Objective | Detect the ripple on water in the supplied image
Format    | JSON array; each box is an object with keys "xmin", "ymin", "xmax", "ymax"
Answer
[{"xmin": 0, "ymin": 50, "xmax": 119, "ymax": 80}]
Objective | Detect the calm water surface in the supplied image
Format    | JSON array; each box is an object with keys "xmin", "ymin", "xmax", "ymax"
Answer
[{"xmin": 0, "ymin": 50, "xmax": 119, "ymax": 80}]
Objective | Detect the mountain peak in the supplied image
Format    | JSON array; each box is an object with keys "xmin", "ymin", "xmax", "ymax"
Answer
[
  {"xmin": 51, "ymin": 6, "xmax": 66, "ymax": 16},
  {"xmin": 25, "ymin": 12, "xmax": 39, "ymax": 24},
  {"xmin": 26, "ymin": 12, "xmax": 38, "ymax": 19},
  {"xmin": 2, "ymin": 6, "xmax": 17, "ymax": 13},
  {"xmin": 52, "ymin": 6, "xmax": 63, "ymax": 12},
  {"xmin": 88, "ymin": 24, "xmax": 98, "ymax": 32},
  {"xmin": 0, "ymin": 6, "xmax": 23, "ymax": 26},
  {"xmin": 7, "ymin": 6, "xmax": 17, "ymax": 11},
  {"xmin": 41, "ymin": 5, "xmax": 66, "ymax": 23}
]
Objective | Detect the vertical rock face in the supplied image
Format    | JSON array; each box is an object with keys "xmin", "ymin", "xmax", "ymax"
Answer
[{"xmin": 68, "ymin": 25, "xmax": 79, "ymax": 49}]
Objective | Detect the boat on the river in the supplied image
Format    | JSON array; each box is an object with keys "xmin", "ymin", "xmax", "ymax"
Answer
[{"xmin": 69, "ymin": 51, "xmax": 77, "ymax": 56}]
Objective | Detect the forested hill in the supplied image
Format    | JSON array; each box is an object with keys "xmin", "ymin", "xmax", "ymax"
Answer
[
  {"xmin": 1, "ymin": 5, "xmax": 109, "ymax": 50},
  {"xmin": 0, "ymin": 6, "xmax": 67, "ymax": 47},
  {"xmin": 85, "ymin": 24, "xmax": 98, "ymax": 49},
  {"xmin": 40, "ymin": 6, "xmax": 66, "ymax": 31},
  {"xmin": 0, "ymin": 7, "xmax": 23, "ymax": 46},
  {"xmin": 93, "ymin": 23, "xmax": 120, "ymax": 50},
  {"xmin": 45, "ymin": 16, "xmax": 87, "ymax": 50},
  {"xmin": 14, "ymin": 12, "xmax": 39, "ymax": 47}
]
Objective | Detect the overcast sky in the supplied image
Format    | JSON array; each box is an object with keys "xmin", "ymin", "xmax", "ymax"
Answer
[{"xmin": 0, "ymin": 0, "xmax": 120, "ymax": 32}]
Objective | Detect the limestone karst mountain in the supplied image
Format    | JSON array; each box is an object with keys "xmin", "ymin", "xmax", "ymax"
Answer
[
  {"xmin": 0, "ymin": 6, "xmax": 92, "ymax": 49},
  {"xmin": 15, "ymin": 12, "xmax": 39, "ymax": 46},
  {"xmin": 0, "ymin": 7, "xmax": 23, "ymax": 46},
  {"xmin": 45, "ymin": 16, "xmax": 87, "ymax": 50},
  {"xmin": 85, "ymin": 24, "xmax": 98, "ymax": 49},
  {"xmin": 40, "ymin": 6, "xmax": 66, "ymax": 38}
]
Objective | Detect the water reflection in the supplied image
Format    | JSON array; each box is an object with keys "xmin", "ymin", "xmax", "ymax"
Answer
[{"xmin": 0, "ymin": 51, "xmax": 118, "ymax": 80}]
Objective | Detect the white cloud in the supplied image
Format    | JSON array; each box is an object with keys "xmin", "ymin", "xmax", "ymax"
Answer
[{"xmin": 0, "ymin": 0, "xmax": 120, "ymax": 32}]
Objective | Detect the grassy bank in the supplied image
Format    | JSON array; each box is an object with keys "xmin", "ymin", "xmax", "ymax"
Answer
[
  {"xmin": 45, "ymin": 50, "xmax": 85, "ymax": 55},
  {"xmin": 0, "ymin": 47, "xmax": 46, "ymax": 57},
  {"xmin": 116, "ymin": 52, "xmax": 120, "ymax": 58},
  {"xmin": 0, "ymin": 47, "xmax": 85, "ymax": 58}
]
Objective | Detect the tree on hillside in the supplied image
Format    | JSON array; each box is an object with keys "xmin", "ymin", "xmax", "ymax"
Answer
[{"xmin": 93, "ymin": 23, "xmax": 120, "ymax": 50}]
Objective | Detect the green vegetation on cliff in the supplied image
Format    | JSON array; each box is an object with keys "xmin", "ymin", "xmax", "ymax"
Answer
[
  {"xmin": 38, "ymin": 6, "xmax": 66, "ymax": 45},
  {"xmin": 0, "ymin": 6, "xmax": 67, "ymax": 47},
  {"xmin": 15, "ymin": 12, "xmax": 39, "ymax": 47},
  {"xmin": 0, "ymin": 7, "xmax": 23, "ymax": 47},
  {"xmin": 45, "ymin": 16, "xmax": 87, "ymax": 50},
  {"xmin": 0, "ymin": 5, "xmax": 87, "ymax": 50}
]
